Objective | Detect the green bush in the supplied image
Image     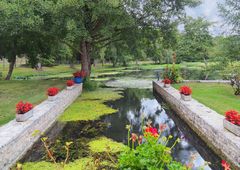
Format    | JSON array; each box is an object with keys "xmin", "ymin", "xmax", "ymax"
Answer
[
  {"xmin": 83, "ymin": 78, "xmax": 99, "ymax": 91},
  {"xmin": 118, "ymin": 125, "xmax": 187, "ymax": 170},
  {"xmin": 163, "ymin": 66, "xmax": 182, "ymax": 83}
]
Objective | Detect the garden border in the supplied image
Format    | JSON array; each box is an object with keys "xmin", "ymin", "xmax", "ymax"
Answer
[
  {"xmin": 153, "ymin": 81, "xmax": 240, "ymax": 169},
  {"xmin": 0, "ymin": 84, "xmax": 82, "ymax": 170}
]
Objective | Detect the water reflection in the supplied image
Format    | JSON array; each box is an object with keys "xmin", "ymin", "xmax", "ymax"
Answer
[{"xmin": 102, "ymin": 88, "xmax": 222, "ymax": 170}]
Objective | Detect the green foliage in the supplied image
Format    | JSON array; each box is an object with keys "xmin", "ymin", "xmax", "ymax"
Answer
[
  {"xmin": 177, "ymin": 17, "xmax": 213, "ymax": 62},
  {"xmin": 163, "ymin": 66, "xmax": 181, "ymax": 83},
  {"xmin": 118, "ymin": 134, "xmax": 186, "ymax": 170},
  {"xmin": 218, "ymin": 0, "xmax": 240, "ymax": 35},
  {"xmin": 83, "ymin": 78, "xmax": 99, "ymax": 91}
]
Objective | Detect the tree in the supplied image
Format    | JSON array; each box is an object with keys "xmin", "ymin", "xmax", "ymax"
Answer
[
  {"xmin": 177, "ymin": 17, "xmax": 213, "ymax": 62},
  {"xmin": 48, "ymin": 0, "xmax": 201, "ymax": 76},
  {"xmin": 0, "ymin": 0, "xmax": 54, "ymax": 80},
  {"xmin": 218, "ymin": 0, "xmax": 240, "ymax": 35}
]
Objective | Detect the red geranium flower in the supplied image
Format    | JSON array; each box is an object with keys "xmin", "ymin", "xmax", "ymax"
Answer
[
  {"xmin": 145, "ymin": 127, "xmax": 159, "ymax": 138},
  {"xmin": 47, "ymin": 87, "xmax": 59, "ymax": 96},
  {"xmin": 225, "ymin": 110, "xmax": 240, "ymax": 126},
  {"xmin": 73, "ymin": 70, "xmax": 86, "ymax": 78},
  {"xmin": 221, "ymin": 160, "xmax": 231, "ymax": 170},
  {"xmin": 16, "ymin": 101, "xmax": 33, "ymax": 114},
  {"xmin": 179, "ymin": 86, "xmax": 192, "ymax": 95},
  {"xmin": 66, "ymin": 80, "xmax": 74, "ymax": 87},
  {"xmin": 163, "ymin": 78, "xmax": 171, "ymax": 84}
]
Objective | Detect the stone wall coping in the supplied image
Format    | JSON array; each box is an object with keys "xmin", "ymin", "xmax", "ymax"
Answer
[
  {"xmin": 0, "ymin": 84, "xmax": 82, "ymax": 169},
  {"xmin": 153, "ymin": 81, "xmax": 240, "ymax": 168}
]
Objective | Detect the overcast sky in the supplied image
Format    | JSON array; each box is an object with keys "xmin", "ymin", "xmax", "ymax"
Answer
[{"xmin": 183, "ymin": 0, "xmax": 227, "ymax": 35}]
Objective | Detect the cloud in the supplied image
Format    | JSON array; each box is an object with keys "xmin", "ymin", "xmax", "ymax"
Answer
[{"xmin": 184, "ymin": 0, "xmax": 227, "ymax": 35}]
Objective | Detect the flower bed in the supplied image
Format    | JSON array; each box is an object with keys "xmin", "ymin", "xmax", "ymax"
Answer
[
  {"xmin": 66, "ymin": 80, "xmax": 75, "ymax": 90},
  {"xmin": 163, "ymin": 78, "xmax": 171, "ymax": 88}
]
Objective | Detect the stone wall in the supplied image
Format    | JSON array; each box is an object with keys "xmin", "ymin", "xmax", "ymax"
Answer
[
  {"xmin": 153, "ymin": 81, "xmax": 240, "ymax": 169},
  {"xmin": 0, "ymin": 84, "xmax": 82, "ymax": 170}
]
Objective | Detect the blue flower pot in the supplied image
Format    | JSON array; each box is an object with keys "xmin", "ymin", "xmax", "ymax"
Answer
[{"xmin": 74, "ymin": 77, "xmax": 83, "ymax": 84}]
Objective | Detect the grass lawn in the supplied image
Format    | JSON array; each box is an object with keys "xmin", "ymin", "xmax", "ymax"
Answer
[
  {"xmin": 0, "ymin": 80, "xmax": 65, "ymax": 125},
  {"xmin": 173, "ymin": 83, "xmax": 240, "ymax": 115}
]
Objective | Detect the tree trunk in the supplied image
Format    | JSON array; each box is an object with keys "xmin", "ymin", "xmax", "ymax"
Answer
[
  {"xmin": 80, "ymin": 41, "xmax": 91, "ymax": 76},
  {"xmin": 5, "ymin": 55, "xmax": 16, "ymax": 80}
]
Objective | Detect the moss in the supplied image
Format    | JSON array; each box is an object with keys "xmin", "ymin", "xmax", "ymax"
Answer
[
  {"xmin": 59, "ymin": 88, "xmax": 122, "ymax": 122},
  {"xmin": 22, "ymin": 157, "xmax": 95, "ymax": 170},
  {"xmin": 88, "ymin": 137, "xmax": 126, "ymax": 153}
]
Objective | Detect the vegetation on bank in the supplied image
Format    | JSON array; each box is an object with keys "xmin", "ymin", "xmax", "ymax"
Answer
[
  {"xmin": 0, "ymin": 80, "xmax": 65, "ymax": 125},
  {"xmin": 173, "ymin": 83, "xmax": 240, "ymax": 115}
]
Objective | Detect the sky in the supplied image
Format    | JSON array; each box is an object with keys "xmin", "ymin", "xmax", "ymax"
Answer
[{"xmin": 183, "ymin": 0, "xmax": 227, "ymax": 35}]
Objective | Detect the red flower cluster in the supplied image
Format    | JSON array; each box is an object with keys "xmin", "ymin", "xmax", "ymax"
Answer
[
  {"xmin": 225, "ymin": 110, "xmax": 240, "ymax": 126},
  {"xmin": 163, "ymin": 78, "xmax": 171, "ymax": 84},
  {"xmin": 66, "ymin": 80, "xmax": 74, "ymax": 87},
  {"xmin": 145, "ymin": 127, "xmax": 159, "ymax": 138},
  {"xmin": 73, "ymin": 70, "xmax": 86, "ymax": 78},
  {"xmin": 16, "ymin": 101, "xmax": 33, "ymax": 114},
  {"xmin": 221, "ymin": 160, "xmax": 231, "ymax": 170},
  {"xmin": 47, "ymin": 87, "xmax": 59, "ymax": 96},
  {"xmin": 179, "ymin": 86, "xmax": 192, "ymax": 95}
]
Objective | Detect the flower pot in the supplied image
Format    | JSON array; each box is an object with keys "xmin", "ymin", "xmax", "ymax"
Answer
[
  {"xmin": 48, "ymin": 95, "xmax": 58, "ymax": 101},
  {"xmin": 181, "ymin": 94, "xmax": 191, "ymax": 101},
  {"xmin": 164, "ymin": 84, "xmax": 171, "ymax": 88},
  {"xmin": 223, "ymin": 119, "xmax": 240, "ymax": 137},
  {"xmin": 16, "ymin": 110, "xmax": 33, "ymax": 122},
  {"xmin": 74, "ymin": 77, "xmax": 83, "ymax": 84},
  {"xmin": 66, "ymin": 86, "xmax": 74, "ymax": 90}
]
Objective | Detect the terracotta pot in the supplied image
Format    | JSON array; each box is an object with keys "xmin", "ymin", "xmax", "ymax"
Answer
[
  {"xmin": 48, "ymin": 95, "xmax": 58, "ymax": 101},
  {"xmin": 164, "ymin": 84, "xmax": 171, "ymax": 88},
  {"xmin": 223, "ymin": 119, "xmax": 240, "ymax": 137},
  {"xmin": 181, "ymin": 94, "xmax": 191, "ymax": 101},
  {"xmin": 16, "ymin": 110, "xmax": 33, "ymax": 122}
]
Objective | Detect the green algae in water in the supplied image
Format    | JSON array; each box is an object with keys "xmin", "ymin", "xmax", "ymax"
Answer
[
  {"xmin": 22, "ymin": 157, "xmax": 95, "ymax": 170},
  {"xmin": 88, "ymin": 137, "xmax": 126, "ymax": 153},
  {"xmin": 59, "ymin": 88, "xmax": 123, "ymax": 122}
]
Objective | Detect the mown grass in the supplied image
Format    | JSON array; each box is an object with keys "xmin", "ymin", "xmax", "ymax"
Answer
[
  {"xmin": 173, "ymin": 83, "xmax": 240, "ymax": 115},
  {"xmin": 0, "ymin": 80, "xmax": 65, "ymax": 125}
]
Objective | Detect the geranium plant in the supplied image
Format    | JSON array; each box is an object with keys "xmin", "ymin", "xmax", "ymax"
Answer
[
  {"xmin": 118, "ymin": 124, "xmax": 187, "ymax": 169},
  {"xmin": 73, "ymin": 70, "xmax": 86, "ymax": 78},
  {"xmin": 66, "ymin": 80, "xmax": 74, "ymax": 87},
  {"xmin": 225, "ymin": 110, "xmax": 240, "ymax": 126},
  {"xmin": 16, "ymin": 101, "xmax": 33, "ymax": 114},
  {"xmin": 163, "ymin": 78, "xmax": 171, "ymax": 84},
  {"xmin": 47, "ymin": 87, "xmax": 59, "ymax": 96},
  {"xmin": 179, "ymin": 86, "xmax": 192, "ymax": 96}
]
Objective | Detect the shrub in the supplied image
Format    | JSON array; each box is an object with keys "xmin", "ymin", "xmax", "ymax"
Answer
[
  {"xmin": 83, "ymin": 78, "xmax": 99, "ymax": 91},
  {"xmin": 66, "ymin": 80, "xmax": 74, "ymax": 87},
  {"xmin": 163, "ymin": 66, "xmax": 181, "ymax": 83},
  {"xmin": 16, "ymin": 101, "xmax": 33, "ymax": 114},
  {"xmin": 179, "ymin": 86, "xmax": 192, "ymax": 95},
  {"xmin": 163, "ymin": 78, "xmax": 171, "ymax": 84},
  {"xmin": 225, "ymin": 110, "xmax": 240, "ymax": 126},
  {"xmin": 118, "ymin": 124, "xmax": 186, "ymax": 170},
  {"xmin": 47, "ymin": 87, "xmax": 59, "ymax": 96}
]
